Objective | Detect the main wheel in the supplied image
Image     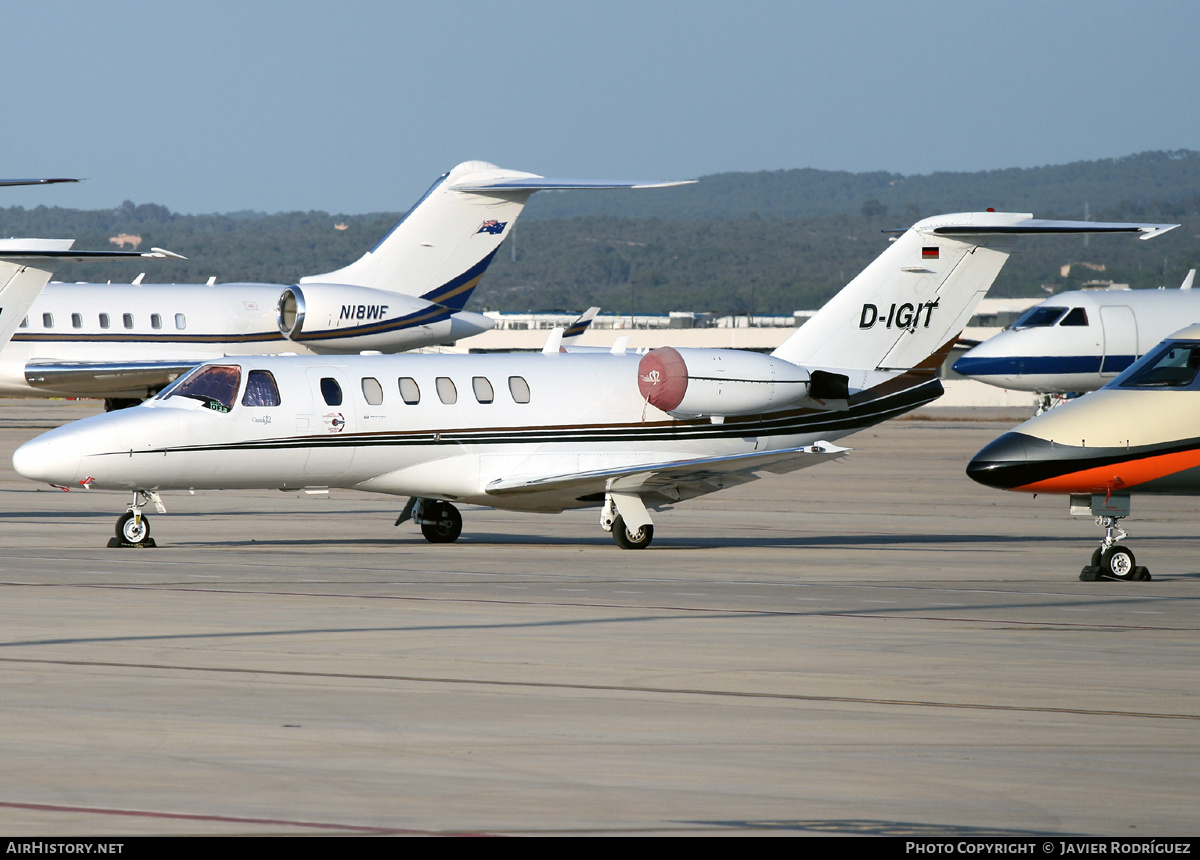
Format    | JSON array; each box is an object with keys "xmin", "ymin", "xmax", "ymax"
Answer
[
  {"xmin": 420, "ymin": 502, "xmax": 462, "ymax": 543},
  {"xmin": 1101, "ymin": 544, "xmax": 1136, "ymax": 579},
  {"xmin": 116, "ymin": 511, "xmax": 150, "ymax": 544},
  {"xmin": 611, "ymin": 515, "xmax": 653, "ymax": 550}
]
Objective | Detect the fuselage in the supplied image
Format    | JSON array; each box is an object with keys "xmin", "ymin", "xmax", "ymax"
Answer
[
  {"xmin": 2, "ymin": 282, "xmax": 491, "ymax": 398},
  {"xmin": 13, "ymin": 351, "xmax": 940, "ymax": 512},
  {"xmin": 954, "ymin": 288, "xmax": 1200, "ymax": 393},
  {"xmin": 967, "ymin": 326, "xmax": 1200, "ymax": 496}
]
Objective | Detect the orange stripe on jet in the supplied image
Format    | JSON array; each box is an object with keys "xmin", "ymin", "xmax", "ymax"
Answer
[{"xmin": 1015, "ymin": 447, "xmax": 1200, "ymax": 493}]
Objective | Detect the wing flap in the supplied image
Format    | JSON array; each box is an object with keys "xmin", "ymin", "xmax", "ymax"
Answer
[{"xmin": 484, "ymin": 442, "xmax": 849, "ymax": 500}]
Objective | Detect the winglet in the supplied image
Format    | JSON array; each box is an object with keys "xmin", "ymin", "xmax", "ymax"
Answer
[{"xmin": 1182, "ymin": 269, "xmax": 1195, "ymax": 291}]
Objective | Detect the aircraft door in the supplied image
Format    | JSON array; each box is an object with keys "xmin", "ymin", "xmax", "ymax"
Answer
[
  {"xmin": 302, "ymin": 367, "xmax": 357, "ymax": 476},
  {"xmin": 1099, "ymin": 306, "xmax": 1137, "ymax": 377}
]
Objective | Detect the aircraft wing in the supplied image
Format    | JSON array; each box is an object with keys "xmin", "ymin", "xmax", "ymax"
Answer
[
  {"xmin": 484, "ymin": 442, "xmax": 849, "ymax": 507},
  {"xmin": 24, "ymin": 359, "xmax": 199, "ymax": 396}
]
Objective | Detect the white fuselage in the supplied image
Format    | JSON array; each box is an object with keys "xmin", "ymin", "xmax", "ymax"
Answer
[
  {"xmin": 954, "ymin": 288, "xmax": 1200, "ymax": 393},
  {"xmin": 13, "ymin": 351, "xmax": 914, "ymax": 512},
  {"xmin": 2, "ymin": 282, "xmax": 490, "ymax": 398}
]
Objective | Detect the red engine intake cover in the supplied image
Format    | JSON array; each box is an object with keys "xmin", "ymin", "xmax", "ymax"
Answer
[{"xmin": 638, "ymin": 347, "xmax": 689, "ymax": 412}]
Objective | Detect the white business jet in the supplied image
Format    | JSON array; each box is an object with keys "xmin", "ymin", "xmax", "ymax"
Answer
[
  {"xmin": 953, "ymin": 269, "xmax": 1199, "ymax": 407},
  {"xmin": 13, "ymin": 212, "xmax": 1175, "ymax": 548},
  {"xmin": 3, "ymin": 162, "xmax": 687, "ymax": 408},
  {"xmin": 0, "ymin": 238, "xmax": 184, "ymax": 354}
]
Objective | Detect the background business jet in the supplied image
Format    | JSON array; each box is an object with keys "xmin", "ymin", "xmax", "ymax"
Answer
[
  {"xmin": 969, "ymin": 322, "xmax": 1200, "ymax": 580},
  {"xmin": 954, "ymin": 269, "xmax": 1198, "ymax": 411},
  {"xmin": 3, "ymin": 162, "xmax": 687, "ymax": 409}
]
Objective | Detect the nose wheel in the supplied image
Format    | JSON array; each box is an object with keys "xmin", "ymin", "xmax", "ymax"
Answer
[
  {"xmin": 1079, "ymin": 516, "xmax": 1150, "ymax": 581},
  {"xmin": 108, "ymin": 491, "xmax": 161, "ymax": 548}
]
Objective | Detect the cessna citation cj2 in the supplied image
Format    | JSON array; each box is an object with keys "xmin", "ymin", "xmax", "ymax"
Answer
[
  {"xmin": 14, "ymin": 212, "xmax": 1175, "ymax": 549},
  {"xmin": 3, "ymin": 161, "xmax": 687, "ymax": 408},
  {"xmin": 968, "ymin": 324, "xmax": 1200, "ymax": 581}
]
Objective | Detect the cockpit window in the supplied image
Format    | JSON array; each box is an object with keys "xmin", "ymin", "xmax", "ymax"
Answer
[
  {"xmin": 242, "ymin": 370, "xmax": 281, "ymax": 407},
  {"xmin": 166, "ymin": 364, "xmax": 242, "ymax": 412},
  {"xmin": 1115, "ymin": 341, "xmax": 1200, "ymax": 389},
  {"xmin": 1059, "ymin": 307, "xmax": 1088, "ymax": 326},
  {"xmin": 1010, "ymin": 306, "xmax": 1067, "ymax": 329}
]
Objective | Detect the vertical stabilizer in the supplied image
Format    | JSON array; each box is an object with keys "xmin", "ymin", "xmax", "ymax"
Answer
[
  {"xmin": 301, "ymin": 163, "xmax": 692, "ymax": 311},
  {"xmin": 772, "ymin": 213, "xmax": 1178, "ymax": 374}
]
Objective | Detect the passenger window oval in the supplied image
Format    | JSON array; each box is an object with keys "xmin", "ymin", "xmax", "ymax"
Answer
[
  {"xmin": 361, "ymin": 377, "xmax": 384, "ymax": 406},
  {"xmin": 436, "ymin": 377, "xmax": 457, "ymax": 404},
  {"xmin": 472, "ymin": 376, "xmax": 494, "ymax": 404},
  {"xmin": 398, "ymin": 377, "xmax": 420, "ymax": 405},
  {"xmin": 321, "ymin": 377, "xmax": 343, "ymax": 406}
]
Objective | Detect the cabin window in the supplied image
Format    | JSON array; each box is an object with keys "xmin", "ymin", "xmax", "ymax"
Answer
[
  {"xmin": 1117, "ymin": 341, "xmax": 1200, "ymax": 389},
  {"xmin": 166, "ymin": 364, "xmax": 242, "ymax": 412},
  {"xmin": 71, "ymin": 313, "xmax": 82, "ymax": 329},
  {"xmin": 435, "ymin": 376, "xmax": 457, "ymax": 404},
  {"xmin": 508, "ymin": 376, "xmax": 531, "ymax": 403},
  {"xmin": 398, "ymin": 377, "xmax": 420, "ymax": 405},
  {"xmin": 151, "ymin": 313, "xmax": 162, "ymax": 329},
  {"xmin": 42, "ymin": 313, "xmax": 53, "ymax": 328},
  {"xmin": 175, "ymin": 313, "xmax": 186, "ymax": 330},
  {"xmin": 123, "ymin": 313, "xmax": 134, "ymax": 329},
  {"xmin": 472, "ymin": 376, "xmax": 494, "ymax": 404},
  {"xmin": 1059, "ymin": 307, "xmax": 1089, "ymax": 326},
  {"xmin": 99, "ymin": 313, "xmax": 110, "ymax": 329},
  {"xmin": 361, "ymin": 376, "xmax": 384, "ymax": 405},
  {"xmin": 1010, "ymin": 306, "xmax": 1067, "ymax": 329},
  {"xmin": 242, "ymin": 370, "xmax": 281, "ymax": 407},
  {"xmin": 320, "ymin": 377, "xmax": 343, "ymax": 406}
]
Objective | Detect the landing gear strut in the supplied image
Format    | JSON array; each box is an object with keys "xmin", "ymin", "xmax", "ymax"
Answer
[
  {"xmin": 108, "ymin": 491, "xmax": 163, "ymax": 548},
  {"xmin": 396, "ymin": 497, "xmax": 463, "ymax": 543}
]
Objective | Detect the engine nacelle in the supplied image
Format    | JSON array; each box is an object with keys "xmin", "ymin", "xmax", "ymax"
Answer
[
  {"xmin": 637, "ymin": 347, "xmax": 817, "ymax": 418},
  {"xmin": 277, "ymin": 284, "xmax": 487, "ymax": 353}
]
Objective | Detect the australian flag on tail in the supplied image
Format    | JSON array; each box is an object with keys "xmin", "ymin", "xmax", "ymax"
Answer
[{"xmin": 477, "ymin": 219, "xmax": 507, "ymax": 235}]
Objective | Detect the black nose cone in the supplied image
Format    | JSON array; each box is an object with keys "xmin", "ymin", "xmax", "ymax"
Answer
[{"xmin": 967, "ymin": 432, "xmax": 1031, "ymax": 490}]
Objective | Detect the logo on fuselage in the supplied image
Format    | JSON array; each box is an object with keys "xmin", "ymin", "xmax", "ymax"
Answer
[
  {"xmin": 477, "ymin": 219, "xmax": 507, "ymax": 235},
  {"xmin": 859, "ymin": 299, "xmax": 940, "ymax": 332}
]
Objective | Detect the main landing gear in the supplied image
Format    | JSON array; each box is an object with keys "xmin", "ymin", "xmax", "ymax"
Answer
[
  {"xmin": 396, "ymin": 498, "xmax": 463, "ymax": 544},
  {"xmin": 108, "ymin": 491, "xmax": 164, "ymax": 548},
  {"xmin": 1073, "ymin": 495, "xmax": 1151, "ymax": 581},
  {"xmin": 600, "ymin": 492, "xmax": 654, "ymax": 550}
]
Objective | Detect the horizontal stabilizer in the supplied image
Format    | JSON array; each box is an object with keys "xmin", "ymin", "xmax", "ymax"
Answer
[
  {"xmin": 451, "ymin": 177, "xmax": 694, "ymax": 192},
  {"xmin": 927, "ymin": 218, "xmax": 1177, "ymax": 241},
  {"xmin": 0, "ymin": 238, "xmax": 186, "ymax": 264},
  {"xmin": 0, "ymin": 178, "xmax": 78, "ymax": 187}
]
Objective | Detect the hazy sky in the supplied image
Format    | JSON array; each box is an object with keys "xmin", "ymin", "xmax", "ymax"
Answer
[{"xmin": 4, "ymin": 1, "xmax": 1197, "ymax": 214}]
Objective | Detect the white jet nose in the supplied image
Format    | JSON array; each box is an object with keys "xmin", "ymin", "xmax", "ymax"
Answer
[{"xmin": 13, "ymin": 427, "xmax": 83, "ymax": 486}]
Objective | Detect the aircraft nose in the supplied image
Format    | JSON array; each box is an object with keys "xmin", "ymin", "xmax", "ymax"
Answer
[
  {"xmin": 13, "ymin": 427, "xmax": 83, "ymax": 486},
  {"xmin": 966, "ymin": 431, "xmax": 1032, "ymax": 490}
]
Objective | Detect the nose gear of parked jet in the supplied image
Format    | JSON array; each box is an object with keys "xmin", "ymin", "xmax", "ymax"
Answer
[{"xmin": 1079, "ymin": 515, "xmax": 1151, "ymax": 581}]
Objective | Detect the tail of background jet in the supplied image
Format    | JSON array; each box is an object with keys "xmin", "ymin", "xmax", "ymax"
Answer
[
  {"xmin": 771, "ymin": 213, "xmax": 1177, "ymax": 378},
  {"xmin": 301, "ymin": 161, "xmax": 691, "ymax": 311}
]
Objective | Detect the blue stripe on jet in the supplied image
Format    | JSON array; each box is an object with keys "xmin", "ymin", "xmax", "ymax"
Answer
[
  {"xmin": 418, "ymin": 248, "xmax": 499, "ymax": 312},
  {"xmin": 952, "ymin": 354, "xmax": 1136, "ymax": 377}
]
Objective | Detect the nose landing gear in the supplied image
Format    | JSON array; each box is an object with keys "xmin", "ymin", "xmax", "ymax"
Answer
[
  {"xmin": 108, "ymin": 491, "xmax": 163, "ymax": 548},
  {"xmin": 1078, "ymin": 512, "xmax": 1151, "ymax": 582}
]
